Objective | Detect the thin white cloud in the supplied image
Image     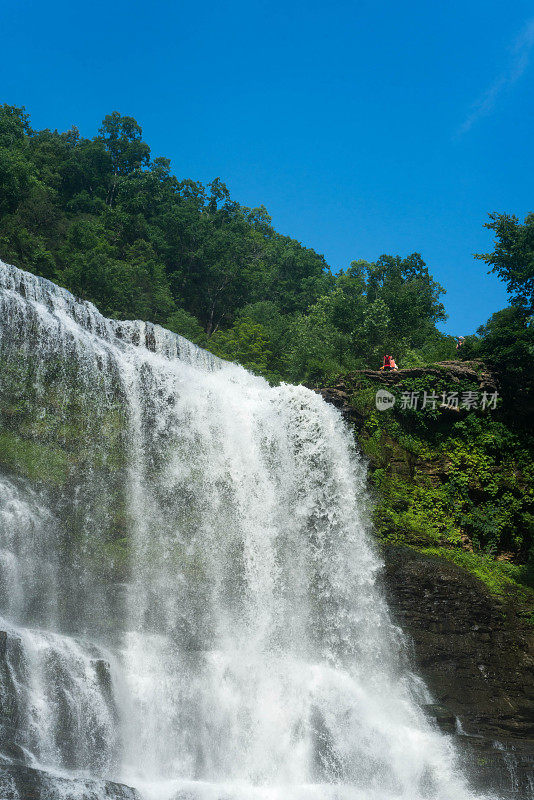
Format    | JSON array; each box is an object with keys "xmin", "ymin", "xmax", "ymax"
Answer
[{"xmin": 457, "ymin": 17, "xmax": 534, "ymax": 135}]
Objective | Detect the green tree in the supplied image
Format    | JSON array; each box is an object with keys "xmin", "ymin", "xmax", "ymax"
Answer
[
  {"xmin": 210, "ymin": 319, "xmax": 273, "ymax": 376},
  {"xmin": 366, "ymin": 253, "xmax": 446, "ymax": 346},
  {"xmin": 98, "ymin": 112, "xmax": 150, "ymax": 206},
  {"xmin": 166, "ymin": 308, "xmax": 208, "ymax": 347},
  {"xmin": 476, "ymin": 212, "xmax": 534, "ymax": 313},
  {"xmin": 463, "ymin": 306, "xmax": 534, "ymax": 418},
  {"xmin": 0, "ymin": 148, "xmax": 34, "ymax": 215},
  {"xmin": 0, "ymin": 104, "xmax": 31, "ymax": 148}
]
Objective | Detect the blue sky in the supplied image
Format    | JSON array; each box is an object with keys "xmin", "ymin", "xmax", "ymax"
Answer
[{"xmin": 2, "ymin": 0, "xmax": 533, "ymax": 334}]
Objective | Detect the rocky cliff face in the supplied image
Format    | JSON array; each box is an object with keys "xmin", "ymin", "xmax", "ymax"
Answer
[
  {"xmin": 319, "ymin": 363, "xmax": 534, "ymax": 798},
  {"xmin": 383, "ymin": 546, "xmax": 534, "ymax": 797},
  {"xmin": 384, "ymin": 546, "xmax": 533, "ymax": 739}
]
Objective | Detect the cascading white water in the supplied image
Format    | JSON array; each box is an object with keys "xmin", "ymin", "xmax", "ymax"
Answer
[{"xmin": 0, "ymin": 260, "xmax": 499, "ymax": 800}]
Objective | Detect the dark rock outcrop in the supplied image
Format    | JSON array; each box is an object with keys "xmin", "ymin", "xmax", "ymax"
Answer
[
  {"xmin": 383, "ymin": 545, "xmax": 534, "ymax": 797},
  {"xmin": 383, "ymin": 546, "xmax": 534, "ymax": 739},
  {"xmin": 0, "ymin": 763, "xmax": 140, "ymax": 800},
  {"xmin": 459, "ymin": 736, "xmax": 534, "ymax": 799},
  {"xmin": 0, "ymin": 632, "xmax": 23, "ymax": 757}
]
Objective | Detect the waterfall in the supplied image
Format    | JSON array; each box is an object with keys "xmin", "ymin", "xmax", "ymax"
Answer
[{"xmin": 0, "ymin": 260, "xmax": 499, "ymax": 800}]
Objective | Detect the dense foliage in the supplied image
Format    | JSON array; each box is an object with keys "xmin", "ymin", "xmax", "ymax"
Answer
[
  {"xmin": 459, "ymin": 217, "xmax": 534, "ymax": 420},
  {"xmin": 341, "ymin": 370, "xmax": 534, "ymax": 597},
  {"xmin": 476, "ymin": 212, "xmax": 534, "ymax": 313},
  {"xmin": 0, "ymin": 105, "xmax": 455, "ymax": 383}
]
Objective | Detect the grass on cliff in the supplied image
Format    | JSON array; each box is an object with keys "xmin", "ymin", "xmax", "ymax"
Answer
[{"xmin": 417, "ymin": 547, "xmax": 534, "ymax": 602}]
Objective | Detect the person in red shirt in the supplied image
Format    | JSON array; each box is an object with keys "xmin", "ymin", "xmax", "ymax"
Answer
[{"xmin": 380, "ymin": 355, "xmax": 399, "ymax": 371}]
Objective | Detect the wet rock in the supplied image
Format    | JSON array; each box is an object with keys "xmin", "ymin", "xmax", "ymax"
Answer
[
  {"xmin": 310, "ymin": 705, "xmax": 344, "ymax": 780},
  {"xmin": 316, "ymin": 386, "xmax": 366, "ymax": 429},
  {"xmin": 457, "ymin": 734, "xmax": 534, "ymax": 799},
  {"xmin": 92, "ymin": 658, "xmax": 112, "ymax": 695},
  {"xmin": 423, "ymin": 703, "xmax": 457, "ymax": 733},
  {"xmin": 145, "ymin": 324, "xmax": 156, "ymax": 353},
  {"xmin": 382, "ymin": 547, "xmax": 534, "ymax": 796},
  {"xmin": 0, "ymin": 763, "xmax": 141, "ymax": 800},
  {"xmin": 382, "ymin": 546, "xmax": 534, "ymax": 741},
  {"xmin": 0, "ymin": 632, "xmax": 23, "ymax": 753},
  {"xmin": 0, "ymin": 742, "xmax": 27, "ymax": 765}
]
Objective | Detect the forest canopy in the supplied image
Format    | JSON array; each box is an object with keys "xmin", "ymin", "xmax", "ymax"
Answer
[{"xmin": 0, "ymin": 105, "xmax": 457, "ymax": 383}]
